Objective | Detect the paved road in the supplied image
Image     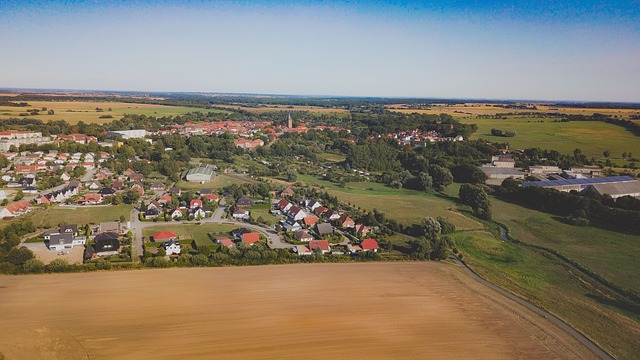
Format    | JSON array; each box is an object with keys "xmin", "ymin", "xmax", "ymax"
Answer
[
  {"xmin": 129, "ymin": 201, "xmax": 290, "ymax": 261},
  {"xmin": 451, "ymin": 256, "xmax": 613, "ymax": 360}
]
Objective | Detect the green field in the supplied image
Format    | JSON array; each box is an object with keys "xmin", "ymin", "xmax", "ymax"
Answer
[
  {"xmin": 460, "ymin": 116, "xmax": 640, "ymax": 159},
  {"xmin": 142, "ymin": 223, "xmax": 238, "ymax": 243},
  {"xmin": 490, "ymin": 197, "xmax": 640, "ymax": 295},
  {"xmin": 454, "ymin": 230, "xmax": 640, "ymax": 360},
  {"xmin": 294, "ymin": 174, "xmax": 483, "ymax": 230},
  {"xmin": 0, "ymin": 100, "xmax": 231, "ymax": 124},
  {"xmin": 247, "ymin": 203, "xmax": 277, "ymax": 225},
  {"xmin": 28, "ymin": 204, "xmax": 134, "ymax": 228},
  {"xmin": 175, "ymin": 174, "xmax": 247, "ymax": 191}
]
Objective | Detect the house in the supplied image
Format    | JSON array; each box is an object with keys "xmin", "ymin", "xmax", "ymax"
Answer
[
  {"xmin": 309, "ymin": 239, "xmax": 330, "ymax": 254},
  {"xmin": 217, "ymin": 237, "xmax": 235, "ymax": 248},
  {"xmin": 346, "ymin": 244, "xmax": 362, "ymax": 254},
  {"xmin": 303, "ymin": 215, "xmax": 319, "ymax": 227},
  {"xmin": 98, "ymin": 187, "xmax": 116, "ymax": 196},
  {"xmin": 78, "ymin": 193, "xmax": 102, "ymax": 205},
  {"xmin": 168, "ymin": 208, "xmax": 183, "ymax": 219},
  {"xmin": 277, "ymin": 199, "xmax": 292, "ymax": 212},
  {"xmin": 241, "ymin": 232, "xmax": 260, "ymax": 245},
  {"xmin": 292, "ymin": 245, "xmax": 312, "ymax": 255},
  {"xmin": 232, "ymin": 208, "xmax": 250, "ymax": 220},
  {"xmin": 150, "ymin": 182, "xmax": 165, "ymax": 191},
  {"xmin": 230, "ymin": 227, "xmax": 252, "ymax": 240},
  {"xmin": 147, "ymin": 200, "xmax": 162, "ymax": 210},
  {"xmin": 306, "ymin": 199, "xmax": 322, "ymax": 211},
  {"xmin": 87, "ymin": 181, "xmax": 102, "ymax": 190},
  {"xmin": 316, "ymin": 223, "xmax": 334, "ymax": 236},
  {"xmin": 129, "ymin": 173, "xmax": 144, "ymax": 182},
  {"xmin": 190, "ymin": 207, "xmax": 207, "ymax": 219},
  {"xmin": 60, "ymin": 172, "xmax": 71, "ymax": 182},
  {"xmin": 279, "ymin": 187, "xmax": 295, "ymax": 197},
  {"xmin": 287, "ymin": 206, "xmax": 307, "ymax": 221},
  {"xmin": 169, "ymin": 187, "xmax": 181, "ymax": 196},
  {"xmin": 236, "ymin": 195, "xmax": 253, "ymax": 207},
  {"xmin": 161, "ymin": 239, "xmax": 182, "ymax": 256},
  {"xmin": 198, "ymin": 188, "xmax": 212, "ymax": 195},
  {"xmin": 94, "ymin": 232, "xmax": 119, "ymax": 242},
  {"xmin": 280, "ymin": 219, "xmax": 302, "ymax": 232},
  {"xmin": 361, "ymin": 238, "xmax": 379, "ymax": 252},
  {"xmin": 0, "ymin": 200, "xmax": 32, "ymax": 218},
  {"xmin": 336, "ymin": 214, "xmax": 355, "ymax": 228},
  {"xmin": 15, "ymin": 165, "xmax": 37, "ymax": 174},
  {"xmin": 112, "ymin": 180, "xmax": 124, "ymax": 190},
  {"xmin": 323, "ymin": 210, "xmax": 341, "ymax": 221},
  {"xmin": 202, "ymin": 194, "xmax": 220, "ymax": 202},
  {"xmin": 48, "ymin": 233, "xmax": 73, "ymax": 251},
  {"xmin": 94, "ymin": 238, "xmax": 120, "ymax": 257},
  {"xmin": 190, "ymin": 199, "xmax": 203, "ymax": 209},
  {"xmin": 152, "ymin": 230, "xmax": 177, "ymax": 242},
  {"xmin": 234, "ymin": 139, "xmax": 264, "ymax": 150},
  {"xmin": 354, "ymin": 223, "xmax": 370, "ymax": 237},
  {"xmin": 131, "ymin": 182, "xmax": 144, "ymax": 195},
  {"xmin": 60, "ymin": 224, "xmax": 78, "ymax": 236},
  {"xmin": 144, "ymin": 208, "xmax": 160, "ymax": 219},
  {"xmin": 294, "ymin": 230, "xmax": 314, "ymax": 242},
  {"xmin": 158, "ymin": 193, "xmax": 172, "ymax": 204},
  {"xmin": 314, "ymin": 206, "xmax": 328, "ymax": 216}
]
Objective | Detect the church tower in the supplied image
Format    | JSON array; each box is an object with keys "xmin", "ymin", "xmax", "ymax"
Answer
[{"xmin": 287, "ymin": 112, "xmax": 293, "ymax": 129}]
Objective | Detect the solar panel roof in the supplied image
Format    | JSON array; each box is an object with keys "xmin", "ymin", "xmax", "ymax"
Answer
[{"xmin": 524, "ymin": 176, "xmax": 635, "ymax": 188}]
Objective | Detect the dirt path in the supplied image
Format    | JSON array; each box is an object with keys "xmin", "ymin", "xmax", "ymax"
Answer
[{"xmin": 0, "ymin": 263, "xmax": 598, "ymax": 360}]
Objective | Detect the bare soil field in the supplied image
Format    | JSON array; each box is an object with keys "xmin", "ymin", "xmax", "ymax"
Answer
[{"xmin": 0, "ymin": 263, "xmax": 597, "ymax": 360}]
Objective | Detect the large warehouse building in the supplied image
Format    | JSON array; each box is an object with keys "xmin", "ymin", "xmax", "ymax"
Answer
[
  {"xmin": 523, "ymin": 176, "xmax": 640, "ymax": 198},
  {"xmin": 181, "ymin": 167, "xmax": 215, "ymax": 183}
]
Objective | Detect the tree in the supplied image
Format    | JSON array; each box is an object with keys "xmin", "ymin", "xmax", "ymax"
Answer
[
  {"xmin": 417, "ymin": 172, "xmax": 433, "ymax": 191},
  {"xmin": 429, "ymin": 165, "xmax": 453, "ymax": 191},
  {"xmin": 122, "ymin": 189, "xmax": 140, "ymax": 204},
  {"xmin": 459, "ymin": 184, "xmax": 492, "ymax": 220},
  {"xmin": 286, "ymin": 169, "xmax": 298, "ymax": 182},
  {"xmin": 13, "ymin": 190, "xmax": 24, "ymax": 201},
  {"xmin": 451, "ymin": 164, "xmax": 487, "ymax": 184},
  {"xmin": 46, "ymin": 259, "xmax": 70, "ymax": 273},
  {"xmin": 191, "ymin": 254, "xmax": 209, "ymax": 266},
  {"xmin": 436, "ymin": 216, "xmax": 456, "ymax": 234},
  {"xmin": 5, "ymin": 246, "xmax": 34, "ymax": 266},
  {"xmin": 409, "ymin": 237, "xmax": 432, "ymax": 260},
  {"xmin": 603, "ymin": 150, "xmax": 610, "ymax": 158},
  {"xmin": 422, "ymin": 217, "xmax": 441, "ymax": 240},
  {"xmin": 157, "ymin": 247, "xmax": 166, "ymax": 257},
  {"xmin": 23, "ymin": 258, "xmax": 44, "ymax": 273}
]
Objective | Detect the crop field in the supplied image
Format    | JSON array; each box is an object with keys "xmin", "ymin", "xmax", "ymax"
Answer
[
  {"xmin": 0, "ymin": 100, "xmax": 231, "ymax": 124},
  {"xmin": 215, "ymin": 104, "xmax": 350, "ymax": 116},
  {"xmin": 27, "ymin": 204, "xmax": 134, "ymax": 228},
  {"xmin": 0, "ymin": 263, "xmax": 600, "ymax": 360},
  {"xmin": 454, "ymin": 230, "xmax": 640, "ymax": 360},
  {"xmin": 387, "ymin": 103, "xmax": 640, "ymax": 119},
  {"xmin": 293, "ymin": 174, "xmax": 483, "ymax": 230},
  {"xmin": 459, "ymin": 116, "xmax": 640, "ymax": 159},
  {"xmin": 490, "ymin": 197, "xmax": 640, "ymax": 295}
]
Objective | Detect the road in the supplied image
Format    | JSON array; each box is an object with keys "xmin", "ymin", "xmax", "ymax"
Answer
[
  {"xmin": 451, "ymin": 256, "xmax": 613, "ymax": 360},
  {"xmin": 129, "ymin": 199, "xmax": 290, "ymax": 261}
]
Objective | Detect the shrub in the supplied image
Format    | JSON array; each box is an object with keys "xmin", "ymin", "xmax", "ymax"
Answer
[
  {"xmin": 46, "ymin": 259, "xmax": 70, "ymax": 273},
  {"xmin": 23, "ymin": 259, "xmax": 45, "ymax": 273}
]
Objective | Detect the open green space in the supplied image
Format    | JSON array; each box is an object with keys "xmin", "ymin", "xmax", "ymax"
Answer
[
  {"xmin": 142, "ymin": 223, "xmax": 238, "ymax": 243},
  {"xmin": 247, "ymin": 203, "xmax": 277, "ymax": 225},
  {"xmin": 294, "ymin": 174, "xmax": 483, "ymax": 230},
  {"xmin": 490, "ymin": 196, "xmax": 640, "ymax": 294},
  {"xmin": 454, "ymin": 230, "xmax": 640, "ymax": 360},
  {"xmin": 175, "ymin": 174, "xmax": 246, "ymax": 191},
  {"xmin": 459, "ymin": 116, "xmax": 640, "ymax": 159},
  {"xmin": 318, "ymin": 152, "xmax": 346, "ymax": 163},
  {"xmin": 28, "ymin": 204, "xmax": 134, "ymax": 228}
]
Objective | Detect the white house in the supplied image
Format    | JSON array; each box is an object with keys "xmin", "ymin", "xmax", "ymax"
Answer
[
  {"xmin": 292, "ymin": 245, "xmax": 313, "ymax": 256},
  {"xmin": 190, "ymin": 207, "xmax": 207, "ymax": 219},
  {"xmin": 162, "ymin": 240, "xmax": 181, "ymax": 256},
  {"xmin": 232, "ymin": 209, "xmax": 250, "ymax": 220}
]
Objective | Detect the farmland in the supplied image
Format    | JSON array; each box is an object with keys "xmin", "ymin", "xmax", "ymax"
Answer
[
  {"xmin": 0, "ymin": 263, "xmax": 599, "ymax": 359},
  {"xmin": 0, "ymin": 100, "xmax": 230, "ymax": 124}
]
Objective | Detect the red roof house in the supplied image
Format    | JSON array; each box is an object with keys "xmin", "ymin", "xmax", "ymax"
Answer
[
  {"xmin": 361, "ymin": 238, "xmax": 379, "ymax": 252},
  {"xmin": 303, "ymin": 215, "xmax": 319, "ymax": 226},
  {"xmin": 242, "ymin": 232, "xmax": 260, "ymax": 245},
  {"xmin": 309, "ymin": 239, "xmax": 330, "ymax": 254},
  {"xmin": 153, "ymin": 231, "xmax": 177, "ymax": 242},
  {"xmin": 190, "ymin": 199, "xmax": 203, "ymax": 209}
]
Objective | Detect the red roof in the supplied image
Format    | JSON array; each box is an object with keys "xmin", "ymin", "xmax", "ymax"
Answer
[
  {"xmin": 309, "ymin": 239, "xmax": 330, "ymax": 251},
  {"xmin": 190, "ymin": 199, "xmax": 203, "ymax": 208},
  {"xmin": 277, "ymin": 199, "xmax": 289, "ymax": 209},
  {"xmin": 218, "ymin": 237, "xmax": 235, "ymax": 247},
  {"xmin": 203, "ymin": 194, "xmax": 219, "ymax": 201},
  {"xmin": 361, "ymin": 238, "xmax": 379, "ymax": 250},
  {"xmin": 242, "ymin": 232, "xmax": 260, "ymax": 244},
  {"xmin": 153, "ymin": 231, "xmax": 177, "ymax": 241},
  {"xmin": 303, "ymin": 215, "xmax": 319, "ymax": 226}
]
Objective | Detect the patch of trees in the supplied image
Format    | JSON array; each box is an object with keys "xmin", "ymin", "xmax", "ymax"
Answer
[
  {"xmin": 496, "ymin": 181, "xmax": 640, "ymax": 234},
  {"xmin": 490, "ymin": 128, "xmax": 516, "ymax": 137},
  {"xmin": 450, "ymin": 164, "xmax": 488, "ymax": 184},
  {"xmin": 349, "ymin": 111, "xmax": 477, "ymax": 138},
  {"xmin": 459, "ymin": 184, "xmax": 492, "ymax": 220},
  {"xmin": 408, "ymin": 217, "xmax": 454, "ymax": 260}
]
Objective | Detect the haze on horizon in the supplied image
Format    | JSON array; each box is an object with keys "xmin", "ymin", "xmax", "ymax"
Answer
[{"xmin": 0, "ymin": 0, "xmax": 638, "ymax": 102}]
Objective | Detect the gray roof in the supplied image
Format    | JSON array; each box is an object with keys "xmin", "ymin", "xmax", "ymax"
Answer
[
  {"xmin": 182, "ymin": 167, "xmax": 215, "ymax": 178},
  {"xmin": 587, "ymin": 181, "xmax": 640, "ymax": 197},
  {"xmin": 50, "ymin": 233, "xmax": 73, "ymax": 245},
  {"xmin": 480, "ymin": 167, "xmax": 526, "ymax": 175},
  {"xmin": 524, "ymin": 176, "xmax": 636, "ymax": 188},
  {"xmin": 317, "ymin": 223, "xmax": 334, "ymax": 235}
]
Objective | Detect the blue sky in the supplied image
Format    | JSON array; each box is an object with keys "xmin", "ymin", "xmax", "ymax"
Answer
[{"xmin": 0, "ymin": 1, "xmax": 638, "ymax": 101}]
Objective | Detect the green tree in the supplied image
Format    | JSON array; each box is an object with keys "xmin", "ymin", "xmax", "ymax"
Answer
[
  {"xmin": 409, "ymin": 237, "xmax": 432, "ymax": 260},
  {"xmin": 23, "ymin": 258, "xmax": 44, "ymax": 273},
  {"xmin": 422, "ymin": 217, "xmax": 441, "ymax": 240},
  {"xmin": 46, "ymin": 259, "xmax": 70, "ymax": 273},
  {"xmin": 436, "ymin": 216, "xmax": 456, "ymax": 234},
  {"xmin": 13, "ymin": 190, "xmax": 24, "ymax": 201},
  {"xmin": 286, "ymin": 169, "xmax": 298, "ymax": 182},
  {"xmin": 429, "ymin": 165, "xmax": 453, "ymax": 191},
  {"xmin": 5, "ymin": 246, "xmax": 34, "ymax": 266},
  {"xmin": 417, "ymin": 172, "xmax": 433, "ymax": 191},
  {"xmin": 603, "ymin": 150, "xmax": 610, "ymax": 158},
  {"xmin": 191, "ymin": 254, "xmax": 209, "ymax": 266}
]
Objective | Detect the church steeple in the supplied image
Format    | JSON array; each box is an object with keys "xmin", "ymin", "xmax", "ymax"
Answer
[{"xmin": 286, "ymin": 112, "xmax": 293, "ymax": 129}]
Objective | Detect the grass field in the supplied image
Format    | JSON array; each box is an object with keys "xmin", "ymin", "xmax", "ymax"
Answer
[
  {"xmin": 454, "ymin": 230, "xmax": 640, "ymax": 360},
  {"xmin": 27, "ymin": 204, "xmax": 134, "ymax": 228},
  {"xmin": 293, "ymin": 174, "xmax": 483, "ymax": 230},
  {"xmin": 0, "ymin": 100, "xmax": 231, "ymax": 124},
  {"xmin": 490, "ymin": 196, "xmax": 640, "ymax": 295},
  {"xmin": 142, "ymin": 223, "xmax": 238, "ymax": 242},
  {"xmin": 174, "ymin": 174, "xmax": 247, "ymax": 191},
  {"xmin": 248, "ymin": 203, "xmax": 277, "ymax": 225},
  {"xmin": 458, "ymin": 116, "xmax": 640, "ymax": 159}
]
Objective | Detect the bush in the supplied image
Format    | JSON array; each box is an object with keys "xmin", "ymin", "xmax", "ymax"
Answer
[
  {"xmin": 46, "ymin": 259, "xmax": 70, "ymax": 273},
  {"xmin": 95, "ymin": 259, "xmax": 112, "ymax": 270},
  {"xmin": 565, "ymin": 215, "xmax": 591, "ymax": 226},
  {"xmin": 190, "ymin": 254, "xmax": 209, "ymax": 266},
  {"xmin": 23, "ymin": 259, "xmax": 44, "ymax": 273}
]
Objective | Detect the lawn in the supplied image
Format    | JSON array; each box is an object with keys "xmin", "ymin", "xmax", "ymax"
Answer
[
  {"xmin": 142, "ymin": 223, "xmax": 238, "ymax": 243},
  {"xmin": 0, "ymin": 100, "xmax": 231, "ymax": 124},
  {"xmin": 293, "ymin": 174, "xmax": 483, "ymax": 230},
  {"xmin": 28, "ymin": 204, "xmax": 134, "ymax": 228},
  {"xmin": 490, "ymin": 196, "xmax": 640, "ymax": 294},
  {"xmin": 454, "ymin": 230, "xmax": 640, "ymax": 360},
  {"xmin": 459, "ymin": 116, "xmax": 640, "ymax": 159},
  {"xmin": 318, "ymin": 152, "xmax": 346, "ymax": 163},
  {"xmin": 247, "ymin": 203, "xmax": 277, "ymax": 225},
  {"xmin": 175, "ymin": 174, "xmax": 247, "ymax": 191}
]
